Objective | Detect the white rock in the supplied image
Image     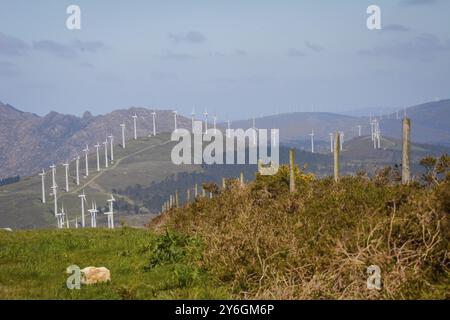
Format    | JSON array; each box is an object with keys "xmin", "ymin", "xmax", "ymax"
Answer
[
  {"xmin": 80, "ymin": 267, "xmax": 111, "ymax": 285},
  {"xmin": 0, "ymin": 228, "xmax": 12, "ymax": 232}
]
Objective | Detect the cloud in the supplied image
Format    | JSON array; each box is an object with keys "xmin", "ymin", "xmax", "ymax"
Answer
[
  {"xmin": 168, "ymin": 31, "xmax": 207, "ymax": 44},
  {"xmin": 401, "ymin": 0, "xmax": 438, "ymax": 5},
  {"xmin": 305, "ymin": 41, "xmax": 325, "ymax": 52},
  {"xmin": 359, "ymin": 33, "xmax": 450, "ymax": 61},
  {"xmin": 33, "ymin": 40, "xmax": 77, "ymax": 59},
  {"xmin": 287, "ymin": 48, "xmax": 307, "ymax": 57},
  {"xmin": 383, "ymin": 24, "xmax": 411, "ymax": 32},
  {"xmin": 72, "ymin": 40, "xmax": 106, "ymax": 53},
  {"xmin": 0, "ymin": 61, "xmax": 20, "ymax": 77},
  {"xmin": 153, "ymin": 52, "xmax": 196, "ymax": 61},
  {"xmin": 0, "ymin": 32, "xmax": 29, "ymax": 56}
]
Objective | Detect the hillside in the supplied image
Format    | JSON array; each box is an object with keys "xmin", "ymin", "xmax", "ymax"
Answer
[{"xmin": 0, "ymin": 101, "xmax": 191, "ymax": 179}]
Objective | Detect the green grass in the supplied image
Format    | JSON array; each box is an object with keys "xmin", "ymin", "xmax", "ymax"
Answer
[{"xmin": 0, "ymin": 228, "xmax": 230, "ymax": 300}]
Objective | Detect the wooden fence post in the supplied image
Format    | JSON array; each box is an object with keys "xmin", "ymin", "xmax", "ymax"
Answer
[
  {"xmin": 402, "ymin": 118, "xmax": 411, "ymax": 185},
  {"xmin": 289, "ymin": 149, "xmax": 296, "ymax": 193},
  {"xmin": 334, "ymin": 132, "xmax": 340, "ymax": 182}
]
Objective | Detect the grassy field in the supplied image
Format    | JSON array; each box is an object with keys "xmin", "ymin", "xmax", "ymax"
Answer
[{"xmin": 0, "ymin": 228, "xmax": 229, "ymax": 299}]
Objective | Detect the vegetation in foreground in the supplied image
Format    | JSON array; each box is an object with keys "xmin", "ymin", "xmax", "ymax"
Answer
[
  {"xmin": 153, "ymin": 156, "xmax": 450, "ymax": 299},
  {"xmin": 1, "ymin": 156, "xmax": 449, "ymax": 299}
]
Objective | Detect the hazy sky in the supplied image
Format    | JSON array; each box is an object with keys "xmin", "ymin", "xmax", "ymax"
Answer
[{"xmin": 0, "ymin": 0, "xmax": 449, "ymax": 119}]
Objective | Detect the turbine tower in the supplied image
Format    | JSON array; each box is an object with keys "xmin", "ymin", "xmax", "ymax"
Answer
[
  {"xmin": 357, "ymin": 125, "xmax": 362, "ymax": 137},
  {"xmin": 120, "ymin": 123, "xmax": 126, "ymax": 148},
  {"xmin": 63, "ymin": 161, "xmax": 70, "ymax": 192},
  {"xmin": 106, "ymin": 194, "xmax": 116, "ymax": 229},
  {"xmin": 213, "ymin": 114, "xmax": 217, "ymax": 134},
  {"xmin": 151, "ymin": 111, "xmax": 156, "ymax": 136},
  {"xmin": 132, "ymin": 113, "xmax": 138, "ymax": 140},
  {"xmin": 83, "ymin": 144, "xmax": 89, "ymax": 177},
  {"xmin": 51, "ymin": 183, "xmax": 58, "ymax": 218},
  {"xmin": 49, "ymin": 164, "xmax": 56, "ymax": 188},
  {"xmin": 88, "ymin": 201, "xmax": 98, "ymax": 228},
  {"xmin": 203, "ymin": 109, "xmax": 208, "ymax": 134},
  {"xmin": 227, "ymin": 120, "xmax": 231, "ymax": 138},
  {"xmin": 56, "ymin": 204, "xmax": 64, "ymax": 229},
  {"xmin": 108, "ymin": 135, "xmax": 114, "ymax": 161},
  {"xmin": 339, "ymin": 131, "xmax": 344, "ymax": 151},
  {"xmin": 103, "ymin": 140, "xmax": 109, "ymax": 168},
  {"xmin": 173, "ymin": 110, "xmax": 178, "ymax": 131},
  {"xmin": 309, "ymin": 129, "xmax": 315, "ymax": 153},
  {"xmin": 78, "ymin": 190, "xmax": 87, "ymax": 228},
  {"xmin": 94, "ymin": 142, "xmax": 100, "ymax": 171},
  {"xmin": 75, "ymin": 154, "xmax": 80, "ymax": 186},
  {"xmin": 39, "ymin": 169, "xmax": 46, "ymax": 203},
  {"xmin": 191, "ymin": 109, "xmax": 195, "ymax": 132}
]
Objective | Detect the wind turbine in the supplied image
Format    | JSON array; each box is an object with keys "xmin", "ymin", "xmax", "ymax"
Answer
[
  {"xmin": 78, "ymin": 190, "xmax": 87, "ymax": 228},
  {"xmin": 83, "ymin": 144, "xmax": 89, "ymax": 177},
  {"xmin": 108, "ymin": 135, "xmax": 114, "ymax": 161},
  {"xmin": 309, "ymin": 129, "xmax": 315, "ymax": 153},
  {"xmin": 151, "ymin": 111, "xmax": 156, "ymax": 136},
  {"xmin": 357, "ymin": 125, "xmax": 362, "ymax": 137},
  {"xmin": 227, "ymin": 120, "xmax": 231, "ymax": 138},
  {"xmin": 191, "ymin": 109, "xmax": 195, "ymax": 132},
  {"xmin": 252, "ymin": 118, "xmax": 257, "ymax": 145},
  {"xmin": 370, "ymin": 120, "xmax": 375, "ymax": 141},
  {"xmin": 49, "ymin": 164, "xmax": 56, "ymax": 187},
  {"xmin": 103, "ymin": 140, "xmax": 109, "ymax": 168},
  {"xmin": 88, "ymin": 201, "xmax": 98, "ymax": 228},
  {"xmin": 39, "ymin": 169, "xmax": 46, "ymax": 203},
  {"xmin": 203, "ymin": 109, "xmax": 208, "ymax": 134},
  {"xmin": 51, "ymin": 183, "xmax": 58, "ymax": 218},
  {"xmin": 213, "ymin": 114, "xmax": 217, "ymax": 134},
  {"xmin": 173, "ymin": 110, "xmax": 178, "ymax": 132},
  {"xmin": 63, "ymin": 161, "xmax": 70, "ymax": 192},
  {"xmin": 56, "ymin": 204, "xmax": 64, "ymax": 229},
  {"xmin": 94, "ymin": 142, "xmax": 100, "ymax": 171},
  {"xmin": 75, "ymin": 153, "xmax": 80, "ymax": 186},
  {"xmin": 105, "ymin": 194, "xmax": 116, "ymax": 229},
  {"xmin": 339, "ymin": 131, "xmax": 344, "ymax": 151},
  {"xmin": 120, "ymin": 123, "xmax": 126, "ymax": 148},
  {"xmin": 132, "ymin": 113, "xmax": 138, "ymax": 140},
  {"xmin": 329, "ymin": 133, "xmax": 334, "ymax": 153}
]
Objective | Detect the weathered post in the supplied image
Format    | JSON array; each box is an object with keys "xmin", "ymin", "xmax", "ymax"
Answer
[
  {"xmin": 289, "ymin": 149, "xmax": 296, "ymax": 193},
  {"xmin": 334, "ymin": 132, "xmax": 340, "ymax": 182},
  {"xmin": 175, "ymin": 190, "xmax": 179, "ymax": 208},
  {"xmin": 202, "ymin": 187, "xmax": 206, "ymax": 197},
  {"xmin": 194, "ymin": 184, "xmax": 198, "ymax": 198},
  {"xmin": 222, "ymin": 177, "xmax": 226, "ymax": 189},
  {"xmin": 209, "ymin": 192, "xmax": 213, "ymax": 199},
  {"xmin": 402, "ymin": 118, "xmax": 411, "ymax": 185},
  {"xmin": 169, "ymin": 195, "xmax": 173, "ymax": 208},
  {"xmin": 240, "ymin": 172, "xmax": 245, "ymax": 187},
  {"xmin": 187, "ymin": 189, "xmax": 191, "ymax": 203}
]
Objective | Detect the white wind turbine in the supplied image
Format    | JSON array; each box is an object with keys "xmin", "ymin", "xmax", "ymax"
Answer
[
  {"xmin": 88, "ymin": 201, "xmax": 98, "ymax": 228},
  {"xmin": 83, "ymin": 144, "xmax": 89, "ymax": 177},
  {"xmin": 56, "ymin": 204, "xmax": 64, "ymax": 229},
  {"xmin": 39, "ymin": 169, "xmax": 46, "ymax": 203},
  {"xmin": 78, "ymin": 190, "xmax": 87, "ymax": 228},
  {"xmin": 103, "ymin": 140, "xmax": 109, "ymax": 168},
  {"xmin": 63, "ymin": 161, "xmax": 70, "ymax": 192},
  {"xmin": 309, "ymin": 129, "xmax": 315, "ymax": 153},
  {"xmin": 49, "ymin": 164, "xmax": 56, "ymax": 187},
  {"xmin": 132, "ymin": 113, "xmax": 138, "ymax": 140},
  {"xmin": 213, "ymin": 114, "xmax": 217, "ymax": 134},
  {"xmin": 151, "ymin": 111, "xmax": 156, "ymax": 136},
  {"xmin": 357, "ymin": 125, "xmax": 362, "ymax": 137},
  {"xmin": 191, "ymin": 109, "xmax": 195, "ymax": 132},
  {"xmin": 203, "ymin": 109, "xmax": 208, "ymax": 134},
  {"xmin": 173, "ymin": 110, "xmax": 178, "ymax": 132},
  {"xmin": 105, "ymin": 194, "xmax": 116, "ymax": 229},
  {"xmin": 370, "ymin": 120, "xmax": 375, "ymax": 141},
  {"xmin": 108, "ymin": 135, "xmax": 114, "ymax": 161},
  {"xmin": 329, "ymin": 133, "xmax": 334, "ymax": 153},
  {"xmin": 75, "ymin": 153, "xmax": 80, "ymax": 186},
  {"xmin": 120, "ymin": 123, "xmax": 126, "ymax": 148},
  {"xmin": 51, "ymin": 183, "xmax": 58, "ymax": 218},
  {"xmin": 339, "ymin": 131, "xmax": 344, "ymax": 151},
  {"xmin": 94, "ymin": 142, "xmax": 101, "ymax": 171}
]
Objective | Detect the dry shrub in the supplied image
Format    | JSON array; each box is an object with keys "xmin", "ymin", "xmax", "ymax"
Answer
[{"xmin": 152, "ymin": 164, "xmax": 449, "ymax": 299}]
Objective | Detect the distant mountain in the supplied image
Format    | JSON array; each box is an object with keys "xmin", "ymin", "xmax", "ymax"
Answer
[
  {"xmin": 230, "ymin": 99, "xmax": 450, "ymax": 146},
  {"xmin": 0, "ymin": 102, "xmax": 190, "ymax": 178}
]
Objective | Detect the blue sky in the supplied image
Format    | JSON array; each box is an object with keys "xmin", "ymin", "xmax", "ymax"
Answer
[{"xmin": 0, "ymin": 0, "xmax": 449, "ymax": 119}]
